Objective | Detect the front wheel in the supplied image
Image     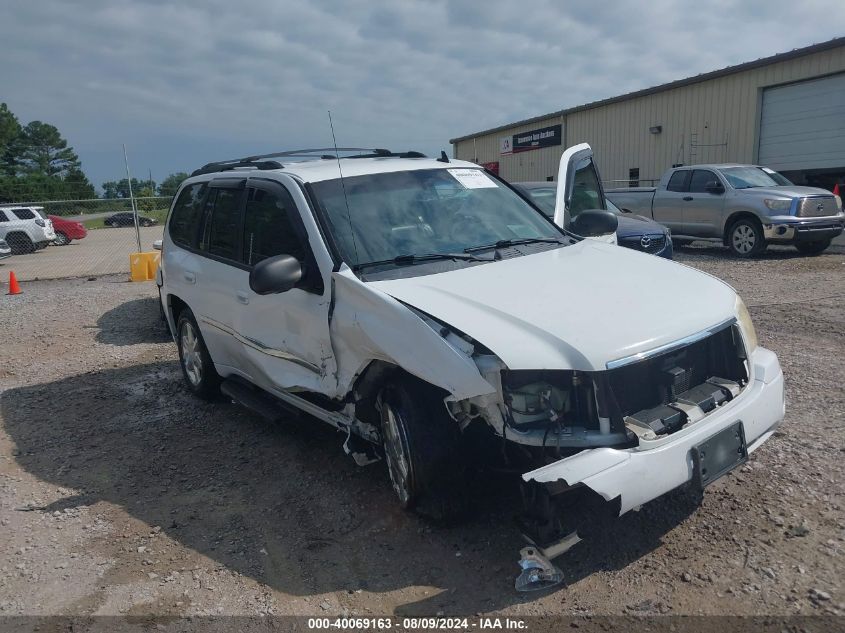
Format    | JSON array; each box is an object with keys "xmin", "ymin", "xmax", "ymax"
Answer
[
  {"xmin": 380, "ymin": 378, "xmax": 467, "ymax": 521},
  {"xmin": 177, "ymin": 308, "xmax": 221, "ymax": 400},
  {"xmin": 795, "ymin": 239, "xmax": 831, "ymax": 256},
  {"xmin": 728, "ymin": 219, "xmax": 765, "ymax": 257}
]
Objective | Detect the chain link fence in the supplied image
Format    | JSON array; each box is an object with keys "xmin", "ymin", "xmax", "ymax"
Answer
[{"xmin": 1, "ymin": 196, "xmax": 172, "ymax": 282}]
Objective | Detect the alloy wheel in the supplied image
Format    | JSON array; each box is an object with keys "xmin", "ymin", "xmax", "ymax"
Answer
[
  {"xmin": 381, "ymin": 402, "xmax": 414, "ymax": 506},
  {"xmin": 732, "ymin": 224, "xmax": 756, "ymax": 254},
  {"xmin": 180, "ymin": 322, "xmax": 203, "ymax": 387}
]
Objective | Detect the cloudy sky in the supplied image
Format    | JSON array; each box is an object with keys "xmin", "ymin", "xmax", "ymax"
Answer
[{"xmin": 2, "ymin": 0, "xmax": 843, "ymax": 191}]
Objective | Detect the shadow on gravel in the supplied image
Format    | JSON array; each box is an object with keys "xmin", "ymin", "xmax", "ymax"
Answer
[
  {"xmin": 2, "ymin": 362, "xmax": 699, "ymax": 614},
  {"xmin": 96, "ymin": 296, "xmax": 171, "ymax": 346}
]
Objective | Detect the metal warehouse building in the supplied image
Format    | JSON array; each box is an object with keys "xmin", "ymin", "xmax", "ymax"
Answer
[{"xmin": 450, "ymin": 37, "xmax": 845, "ymax": 190}]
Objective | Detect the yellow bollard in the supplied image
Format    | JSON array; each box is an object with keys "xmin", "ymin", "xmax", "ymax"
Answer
[{"xmin": 129, "ymin": 252, "xmax": 160, "ymax": 282}]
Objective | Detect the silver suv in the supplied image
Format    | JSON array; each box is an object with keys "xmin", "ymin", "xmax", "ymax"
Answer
[{"xmin": 0, "ymin": 206, "xmax": 56, "ymax": 254}]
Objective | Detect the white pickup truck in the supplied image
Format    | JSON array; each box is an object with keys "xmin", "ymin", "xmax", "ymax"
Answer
[{"xmin": 607, "ymin": 164, "xmax": 844, "ymax": 257}]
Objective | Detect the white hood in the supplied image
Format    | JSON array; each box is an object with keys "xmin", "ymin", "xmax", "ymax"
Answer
[{"xmin": 370, "ymin": 241, "xmax": 737, "ymax": 371}]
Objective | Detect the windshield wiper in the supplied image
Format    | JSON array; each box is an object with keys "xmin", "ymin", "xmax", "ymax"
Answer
[
  {"xmin": 464, "ymin": 237, "xmax": 564, "ymax": 253},
  {"xmin": 352, "ymin": 252, "xmax": 494, "ymax": 271}
]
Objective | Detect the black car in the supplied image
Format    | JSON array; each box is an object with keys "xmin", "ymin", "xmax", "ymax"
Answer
[
  {"xmin": 513, "ymin": 181, "xmax": 674, "ymax": 259},
  {"xmin": 105, "ymin": 212, "xmax": 158, "ymax": 227}
]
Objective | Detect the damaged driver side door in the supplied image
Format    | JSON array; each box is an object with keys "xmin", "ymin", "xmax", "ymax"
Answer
[{"xmin": 232, "ymin": 176, "xmax": 338, "ymax": 395}]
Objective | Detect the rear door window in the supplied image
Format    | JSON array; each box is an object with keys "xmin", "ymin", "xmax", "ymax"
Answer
[
  {"xmin": 0, "ymin": 211, "xmax": 8, "ymax": 222},
  {"xmin": 242, "ymin": 186, "xmax": 306, "ymax": 266},
  {"xmin": 169, "ymin": 183, "xmax": 208, "ymax": 247},
  {"xmin": 12, "ymin": 208, "xmax": 35, "ymax": 220},
  {"xmin": 667, "ymin": 171, "xmax": 690, "ymax": 192},
  {"xmin": 201, "ymin": 188, "xmax": 243, "ymax": 261}
]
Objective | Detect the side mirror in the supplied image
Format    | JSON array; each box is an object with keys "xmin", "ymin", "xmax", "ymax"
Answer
[
  {"xmin": 249, "ymin": 254, "xmax": 302, "ymax": 295},
  {"xmin": 570, "ymin": 209, "xmax": 618, "ymax": 238},
  {"xmin": 706, "ymin": 181, "xmax": 724, "ymax": 194},
  {"xmin": 152, "ymin": 239, "xmax": 163, "ymax": 251}
]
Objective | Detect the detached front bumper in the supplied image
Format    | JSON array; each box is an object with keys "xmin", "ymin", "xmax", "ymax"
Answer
[{"xmin": 522, "ymin": 346, "xmax": 784, "ymax": 517}]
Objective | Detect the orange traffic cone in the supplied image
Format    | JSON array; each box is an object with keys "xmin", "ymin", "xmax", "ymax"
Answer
[{"xmin": 7, "ymin": 271, "xmax": 21, "ymax": 295}]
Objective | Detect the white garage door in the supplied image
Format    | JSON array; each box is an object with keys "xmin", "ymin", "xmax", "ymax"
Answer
[{"xmin": 758, "ymin": 72, "xmax": 845, "ymax": 171}]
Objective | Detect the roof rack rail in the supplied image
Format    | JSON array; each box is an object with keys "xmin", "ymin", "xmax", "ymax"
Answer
[{"xmin": 191, "ymin": 147, "xmax": 428, "ymax": 177}]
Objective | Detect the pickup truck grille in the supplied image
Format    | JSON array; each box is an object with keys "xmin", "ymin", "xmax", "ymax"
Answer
[
  {"xmin": 619, "ymin": 234, "xmax": 666, "ymax": 254},
  {"xmin": 797, "ymin": 196, "xmax": 838, "ymax": 217}
]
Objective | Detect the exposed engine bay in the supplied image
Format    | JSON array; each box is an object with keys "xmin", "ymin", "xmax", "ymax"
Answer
[{"xmin": 450, "ymin": 320, "xmax": 749, "ymax": 463}]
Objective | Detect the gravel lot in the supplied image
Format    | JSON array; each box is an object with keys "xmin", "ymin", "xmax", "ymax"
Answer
[
  {"xmin": 1, "ymin": 226, "xmax": 163, "ymax": 282},
  {"xmin": 0, "ymin": 244, "xmax": 843, "ymax": 618}
]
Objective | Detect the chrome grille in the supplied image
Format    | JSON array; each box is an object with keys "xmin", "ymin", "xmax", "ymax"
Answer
[
  {"xmin": 620, "ymin": 235, "xmax": 666, "ymax": 254},
  {"xmin": 797, "ymin": 196, "xmax": 837, "ymax": 217}
]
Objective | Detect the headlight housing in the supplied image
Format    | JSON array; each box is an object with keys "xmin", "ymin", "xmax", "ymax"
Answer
[
  {"xmin": 763, "ymin": 198, "xmax": 792, "ymax": 211},
  {"xmin": 735, "ymin": 295, "xmax": 758, "ymax": 355}
]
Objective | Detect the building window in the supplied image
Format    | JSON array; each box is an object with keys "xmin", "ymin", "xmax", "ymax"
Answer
[{"xmin": 628, "ymin": 168, "xmax": 640, "ymax": 188}]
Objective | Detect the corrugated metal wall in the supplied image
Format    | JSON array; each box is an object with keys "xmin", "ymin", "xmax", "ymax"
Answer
[{"xmin": 454, "ymin": 44, "xmax": 845, "ymax": 185}]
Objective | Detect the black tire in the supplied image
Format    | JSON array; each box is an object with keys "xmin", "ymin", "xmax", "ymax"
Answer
[
  {"xmin": 53, "ymin": 232, "xmax": 71, "ymax": 246},
  {"xmin": 380, "ymin": 378, "xmax": 467, "ymax": 521},
  {"xmin": 6, "ymin": 233, "xmax": 34, "ymax": 254},
  {"xmin": 728, "ymin": 218, "xmax": 765, "ymax": 257},
  {"xmin": 176, "ymin": 308, "xmax": 221, "ymax": 400},
  {"xmin": 795, "ymin": 239, "xmax": 831, "ymax": 256}
]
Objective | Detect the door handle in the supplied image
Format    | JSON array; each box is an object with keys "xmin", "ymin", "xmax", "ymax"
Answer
[
  {"xmin": 183, "ymin": 271, "xmax": 196, "ymax": 284},
  {"xmin": 236, "ymin": 291, "xmax": 250, "ymax": 305},
  {"xmin": 682, "ymin": 196, "xmax": 694, "ymax": 201}
]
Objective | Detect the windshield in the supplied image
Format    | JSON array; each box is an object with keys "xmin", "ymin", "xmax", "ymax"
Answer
[
  {"xmin": 310, "ymin": 168, "xmax": 561, "ymax": 268},
  {"xmin": 719, "ymin": 166, "xmax": 793, "ymax": 189}
]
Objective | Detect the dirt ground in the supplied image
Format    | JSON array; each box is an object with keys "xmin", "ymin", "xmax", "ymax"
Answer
[{"xmin": 0, "ymin": 243, "xmax": 843, "ymax": 618}]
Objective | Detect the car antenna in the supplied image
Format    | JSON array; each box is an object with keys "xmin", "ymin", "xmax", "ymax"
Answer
[
  {"xmin": 328, "ymin": 110, "xmax": 360, "ymax": 266},
  {"xmin": 437, "ymin": 150, "xmax": 450, "ymax": 163}
]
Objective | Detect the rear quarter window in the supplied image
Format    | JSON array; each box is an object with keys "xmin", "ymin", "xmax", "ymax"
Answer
[
  {"xmin": 12, "ymin": 208, "xmax": 35, "ymax": 220},
  {"xmin": 667, "ymin": 171, "xmax": 690, "ymax": 192},
  {"xmin": 168, "ymin": 183, "xmax": 208, "ymax": 247}
]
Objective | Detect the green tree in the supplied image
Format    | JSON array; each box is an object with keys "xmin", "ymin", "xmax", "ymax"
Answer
[
  {"xmin": 0, "ymin": 103, "xmax": 22, "ymax": 176},
  {"xmin": 63, "ymin": 167, "xmax": 96, "ymax": 199},
  {"xmin": 101, "ymin": 177, "xmax": 155, "ymax": 199},
  {"xmin": 13, "ymin": 121, "xmax": 82, "ymax": 178},
  {"xmin": 158, "ymin": 171, "xmax": 188, "ymax": 197}
]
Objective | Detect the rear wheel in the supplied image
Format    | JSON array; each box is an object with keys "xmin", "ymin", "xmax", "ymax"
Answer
[
  {"xmin": 380, "ymin": 378, "xmax": 467, "ymax": 521},
  {"xmin": 728, "ymin": 218, "xmax": 764, "ymax": 257},
  {"xmin": 177, "ymin": 308, "xmax": 221, "ymax": 400},
  {"xmin": 53, "ymin": 232, "xmax": 71, "ymax": 246},
  {"xmin": 795, "ymin": 239, "xmax": 831, "ymax": 256},
  {"xmin": 6, "ymin": 233, "xmax": 34, "ymax": 254}
]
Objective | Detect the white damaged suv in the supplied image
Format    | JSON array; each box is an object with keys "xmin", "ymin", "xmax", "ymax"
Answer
[{"xmin": 159, "ymin": 147, "xmax": 784, "ymax": 581}]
